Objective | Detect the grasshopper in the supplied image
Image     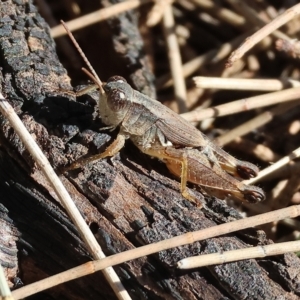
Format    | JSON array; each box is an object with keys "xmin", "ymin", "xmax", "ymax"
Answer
[{"xmin": 62, "ymin": 22, "xmax": 265, "ymax": 205}]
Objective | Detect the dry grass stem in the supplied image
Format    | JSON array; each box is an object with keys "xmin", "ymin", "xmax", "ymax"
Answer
[
  {"xmin": 270, "ymin": 176, "xmax": 300, "ymax": 210},
  {"xmin": 162, "ymin": 4, "xmax": 187, "ymax": 113},
  {"xmin": 0, "ymin": 265, "xmax": 13, "ymax": 299},
  {"xmin": 190, "ymin": 0, "xmax": 246, "ymax": 28},
  {"xmin": 193, "ymin": 77, "xmax": 300, "ymax": 91},
  {"xmin": 12, "ymin": 205, "xmax": 300, "ymax": 299},
  {"xmin": 227, "ymin": 3, "xmax": 300, "ymax": 67},
  {"xmin": 156, "ymin": 30, "xmax": 254, "ymax": 89},
  {"xmin": 7, "ymin": 1, "xmax": 300, "ymax": 298},
  {"xmin": 226, "ymin": 1, "xmax": 289, "ymax": 40},
  {"xmin": 224, "ymin": 138, "xmax": 280, "ymax": 163},
  {"xmin": 51, "ymin": 0, "xmax": 151, "ymax": 38},
  {"xmin": 177, "ymin": 240, "xmax": 300, "ymax": 269},
  {"xmin": 276, "ymin": 38, "xmax": 300, "ymax": 58},
  {"xmin": 266, "ymin": 162, "xmax": 300, "ymax": 182},
  {"xmin": 215, "ymin": 102, "xmax": 300, "ymax": 147},
  {"xmin": 0, "ymin": 94, "xmax": 131, "ymax": 300},
  {"xmin": 246, "ymin": 146, "xmax": 300, "ymax": 185},
  {"xmin": 147, "ymin": 0, "xmax": 174, "ymax": 26},
  {"xmin": 181, "ymin": 87, "xmax": 300, "ymax": 122}
]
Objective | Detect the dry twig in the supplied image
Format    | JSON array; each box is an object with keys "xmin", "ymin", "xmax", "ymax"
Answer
[
  {"xmin": 162, "ymin": 4, "xmax": 187, "ymax": 112},
  {"xmin": 51, "ymin": 0, "xmax": 151, "ymax": 38},
  {"xmin": 193, "ymin": 77, "xmax": 300, "ymax": 91},
  {"xmin": 12, "ymin": 204, "xmax": 300, "ymax": 299},
  {"xmin": 147, "ymin": 0, "xmax": 174, "ymax": 26},
  {"xmin": 181, "ymin": 87, "xmax": 300, "ymax": 122},
  {"xmin": 0, "ymin": 265, "xmax": 14, "ymax": 300},
  {"xmin": 227, "ymin": 3, "xmax": 300, "ymax": 66},
  {"xmin": 246, "ymin": 146, "xmax": 300, "ymax": 185},
  {"xmin": 177, "ymin": 240, "xmax": 300, "ymax": 269},
  {"xmin": 0, "ymin": 94, "xmax": 130, "ymax": 300}
]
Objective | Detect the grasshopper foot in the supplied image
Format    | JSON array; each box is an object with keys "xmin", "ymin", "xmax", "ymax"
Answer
[
  {"xmin": 241, "ymin": 185, "xmax": 265, "ymax": 203},
  {"xmin": 236, "ymin": 161, "xmax": 259, "ymax": 179},
  {"xmin": 61, "ymin": 161, "xmax": 83, "ymax": 173},
  {"xmin": 62, "ymin": 133, "xmax": 126, "ymax": 173},
  {"xmin": 182, "ymin": 189, "xmax": 203, "ymax": 208}
]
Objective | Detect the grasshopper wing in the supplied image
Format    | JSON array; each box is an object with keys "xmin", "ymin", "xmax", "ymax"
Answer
[
  {"xmin": 155, "ymin": 110, "xmax": 207, "ymax": 147},
  {"xmin": 134, "ymin": 90, "xmax": 207, "ymax": 147},
  {"xmin": 156, "ymin": 109, "xmax": 259, "ymax": 179}
]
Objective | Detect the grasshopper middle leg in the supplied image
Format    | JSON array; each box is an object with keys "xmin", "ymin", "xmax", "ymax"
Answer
[{"xmin": 64, "ymin": 133, "xmax": 126, "ymax": 171}]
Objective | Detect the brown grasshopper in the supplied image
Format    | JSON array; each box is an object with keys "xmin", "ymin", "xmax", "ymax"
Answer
[{"xmin": 62, "ymin": 22, "xmax": 265, "ymax": 205}]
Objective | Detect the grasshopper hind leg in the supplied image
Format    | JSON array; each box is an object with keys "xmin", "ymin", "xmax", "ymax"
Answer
[
  {"xmin": 177, "ymin": 152, "xmax": 203, "ymax": 207},
  {"xmin": 141, "ymin": 145, "xmax": 203, "ymax": 207}
]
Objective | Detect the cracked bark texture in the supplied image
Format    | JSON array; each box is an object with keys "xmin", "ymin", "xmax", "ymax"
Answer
[{"xmin": 0, "ymin": 0, "xmax": 300, "ymax": 299}]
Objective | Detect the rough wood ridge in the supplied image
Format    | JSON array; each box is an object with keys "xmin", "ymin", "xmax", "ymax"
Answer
[{"xmin": 0, "ymin": 0, "xmax": 299, "ymax": 299}]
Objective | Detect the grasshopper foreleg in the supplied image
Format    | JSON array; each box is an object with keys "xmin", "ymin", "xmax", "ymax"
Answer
[
  {"xmin": 64, "ymin": 133, "xmax": 126, "ymax": 171},
  {"xmin": 74, "ymin": 84, "xmax": 99, "ymax": 97}
]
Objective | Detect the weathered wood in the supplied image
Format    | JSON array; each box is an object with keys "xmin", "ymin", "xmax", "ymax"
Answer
[{"xmin": 0, "ymin": 0, "xmax": 300, "ymax": 299}]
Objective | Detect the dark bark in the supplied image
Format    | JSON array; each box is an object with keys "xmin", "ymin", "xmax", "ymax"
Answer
[{"xmin": 0, "ymin": 0, "xmax": 300, "ymax": 299}]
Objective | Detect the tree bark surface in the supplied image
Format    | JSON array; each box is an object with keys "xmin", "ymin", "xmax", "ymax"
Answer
[{"xmin": 0, "ymin": 1, "xmax": 300, "ymax": 299}]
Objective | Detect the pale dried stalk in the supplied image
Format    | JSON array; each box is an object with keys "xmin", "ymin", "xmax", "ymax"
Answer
[
  {"xmin": 260, "ymin": 161, "xmax": 300, "ymax": 182},
  {"xmin": 12, "ymin": 205, "xmax": 300, "ymax": 299},
  {"xmin": 223, "ymin": 137, "xmax": 280, "ymax": 163},
  {"xmin": 177, "ymin": 240, "xmax": 300, "ymax": 269},
  {"xmin": 226, "ymin": 0, "xmax": 289, "ymax": 40},
  {"xmin": 0, "ymin": 94, "xmax": 131, "ymax": 300},
  {"xmin": 215, "ymin": 102, "xmax": 299, "ymax": 147},
  {"xmin": 193, "ymin": 77, "xmax": 300, "ymax": 91},
  {"xmin": 181, "ymin": 86, "xmax": 300, "ymax": 122},
  {"xmin": 147, "ymin": 0, "xmax": 174, "ymax": 26},
  {"xmin": 190, "ymin": 0, "xmax": 246, "ymax": 28},
  {"xmin": 156, "ymin": 30, "xmax": 255, "ymax": 89},
  {"xmin": 0, "ymin": 265, "xmax": 13, "ymax": 300},
  {"xmin": 193, "ymin": 76, "xmax": 300, "ymax": 147},
  {"xmin": 227, "ymin": 3, "xmax": 300, "ymax": 66},
  {"xmin": 246, "ymin": 146, "xmax": 300, "ymax": 185},
  {"xmin": 270, "ymin": 176, "xmax": 300, "ymax": 210},
  {"xmin": 276, "ymin": 38, "xmax": 300, "ymax": 58},
  {"xmin": 51, "ymin": 0, "xmax": 151, "ymax": 38},
  {"xmin": 162, "ymin": 4, "xmax": 187, "ymax": 113}
]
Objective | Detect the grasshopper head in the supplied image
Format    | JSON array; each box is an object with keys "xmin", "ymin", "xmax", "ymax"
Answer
[
  {"xmin": 104, "ymin": 76, "xmax": 132, "ymax": 112},
  {"xmin": 98, "ymin": 76, "xmax": 132, "ymax": 127}
]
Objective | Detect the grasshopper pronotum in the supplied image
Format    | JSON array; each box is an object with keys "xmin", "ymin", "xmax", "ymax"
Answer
[{"xmin": 61, "ymin": 21, "xmax": 265, "ymax": 205}]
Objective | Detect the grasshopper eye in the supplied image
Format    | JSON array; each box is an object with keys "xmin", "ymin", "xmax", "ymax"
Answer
[
  {"xmin": 107, "ymin": 76, "xmax": 127, "ymax": 84},
  {"xmin": 107, "ymin": 88, "xmax": 128, "ymax": 112}
]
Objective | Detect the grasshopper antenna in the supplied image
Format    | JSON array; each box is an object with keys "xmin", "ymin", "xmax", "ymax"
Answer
[
  {"xmin": 82, "ymin": 68, "xmax": 101, "ymax": 85},
  {"xmin": 60, "ymin": 20, "xmax": 105, "ymax": 95}
]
